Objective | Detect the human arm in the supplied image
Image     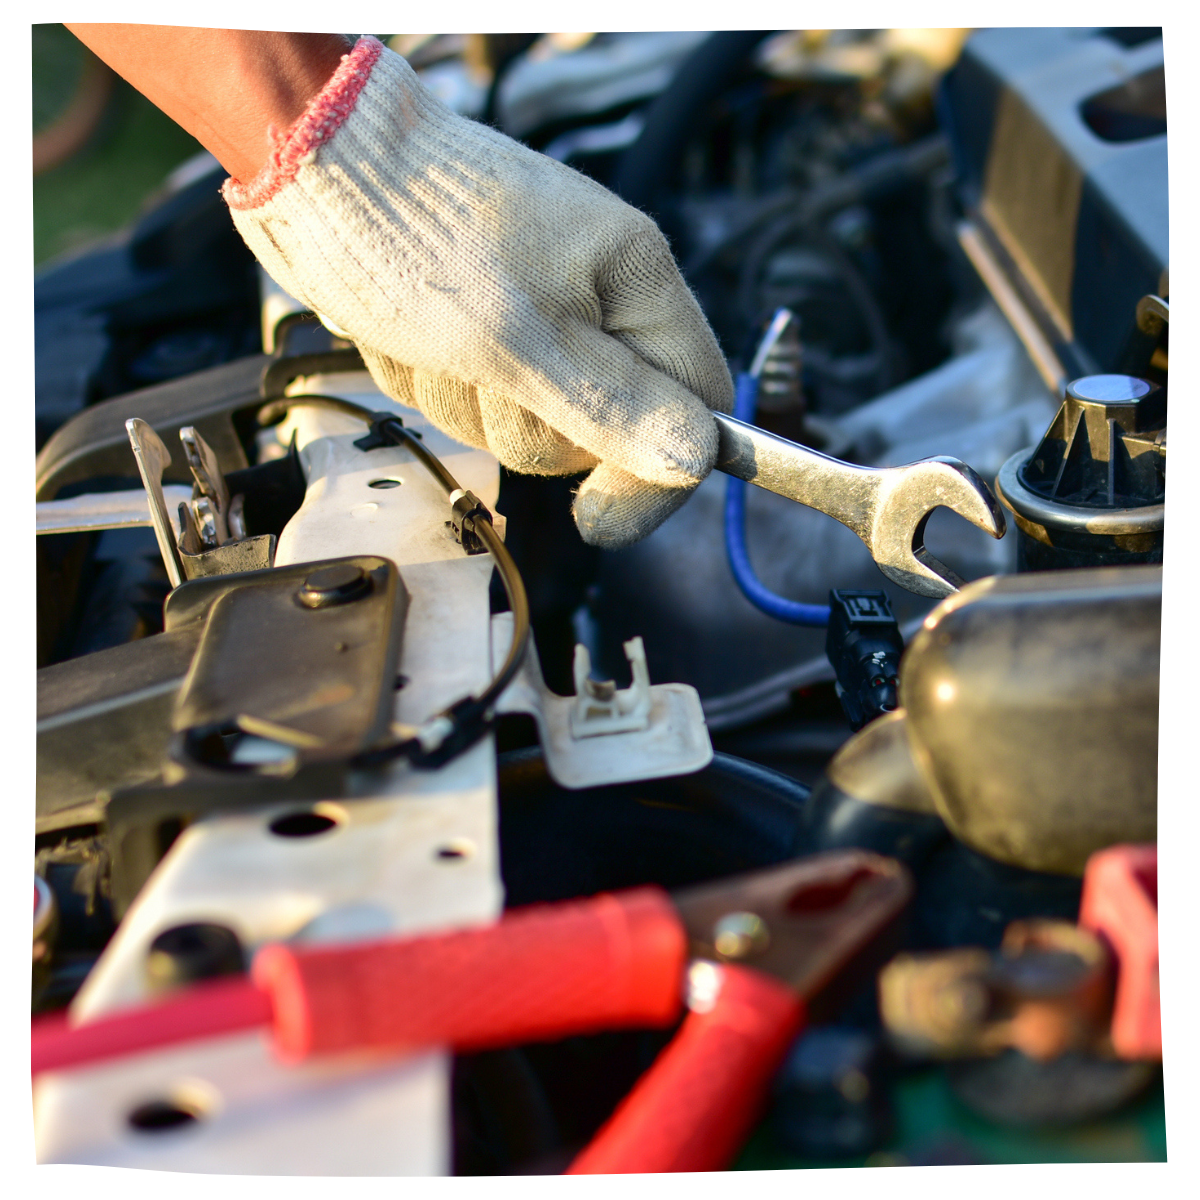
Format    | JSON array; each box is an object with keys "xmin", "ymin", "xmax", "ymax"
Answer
[
  {"xmin": 64, "ymin": 27, "xmax": 734, "ymax": 548},
  {"xmin": 64, "ymin": 26, "xmax": 350, "ymax": 181}
]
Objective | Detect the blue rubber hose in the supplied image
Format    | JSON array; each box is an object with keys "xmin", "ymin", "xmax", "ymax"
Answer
[{"xmin": 723, "ymin": 373, "xmax": 831, "ymax": 626}]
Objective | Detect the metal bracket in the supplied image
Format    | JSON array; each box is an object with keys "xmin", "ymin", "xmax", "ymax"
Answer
[
  {"xmin": 36, "ymin": 486, "xmax": 193, "ymax": 536},
  {"xmin": 90, "ymin": 555, "xmax": 408, "ymax": 915},
  {"xmin": 491, "ymin": 613, "xmax": 712, "ymax": 789},
  {"xmin": 179, "ymin": 533, "xmax": 276, "ymax": 580},
  {"xmin": 569, "ymin": 639, "xmax": 652, "ymax": 737}
]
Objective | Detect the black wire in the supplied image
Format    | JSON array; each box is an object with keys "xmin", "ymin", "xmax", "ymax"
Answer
[
  {"xmin": 371, "ymin": 415, "xmax": 460, "ymax": 495},
  {"xmin": 469, "ymin": 518, "xmax": 530, "ymax": 713},
  {"xmin": 367, "ymin": 414, "xmax": 530, "ymax": 719},
  {"xmin": 257, "ymin": 393, "xmax": 381, "ymax": 426},
  {"xmin": 686, "ymin": 134, "xmax": 950, "ymax": 282},
  {"xmin": 256, "ymin": 393, "xmax": 532, "ymax": 767}
]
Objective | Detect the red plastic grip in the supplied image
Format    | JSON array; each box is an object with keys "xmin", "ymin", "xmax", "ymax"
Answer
[
  {"xmin": 566, "ymin": 962, "xmax": 806, "ymax": 1174},
  {"xmin": 253, "ymin": 886, "xmax": 688, "ymax": 1061},
  {"xmin": 1079, "ymin": 843, "xmax": 1159, "ymax": 1059}
]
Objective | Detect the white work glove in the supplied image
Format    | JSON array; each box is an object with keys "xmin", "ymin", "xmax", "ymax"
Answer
[{"xmin": 224, "ymin": 36, "xmax": 733, "ymax": 550}]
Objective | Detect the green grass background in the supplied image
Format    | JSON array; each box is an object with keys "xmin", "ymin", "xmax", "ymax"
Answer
[{"xmin": 33, "ymin": 24, "xmax": 205, "ymax": 266}]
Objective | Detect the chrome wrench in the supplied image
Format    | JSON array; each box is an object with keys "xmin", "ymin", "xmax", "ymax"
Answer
[{"xmin": 713, "ymin": 411, "xmax": 1007, "ymax": 598}]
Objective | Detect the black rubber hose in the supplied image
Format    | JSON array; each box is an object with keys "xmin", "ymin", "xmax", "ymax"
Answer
[{"xmin": 613, "ymin": 30, "xmax": 776, "ymax": 214}]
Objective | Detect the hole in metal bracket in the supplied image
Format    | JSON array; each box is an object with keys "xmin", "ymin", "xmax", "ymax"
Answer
[
  {"xmin": 435, "ymin": 838, "xmax": 476, "ymax": 862},
  {"xmin": 268, "ymin": 808, "xmax": 341, "ymax": 839}
]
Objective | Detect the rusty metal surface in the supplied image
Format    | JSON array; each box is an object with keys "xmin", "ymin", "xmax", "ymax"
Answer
[{"xmin": 673, "ymin": 850, "xmax": 913, "ymax": 1018}]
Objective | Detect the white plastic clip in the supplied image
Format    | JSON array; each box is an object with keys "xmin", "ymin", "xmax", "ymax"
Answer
[{"xmin": 569, "ymin": 637, "xmax": 653, "ymax": 739}]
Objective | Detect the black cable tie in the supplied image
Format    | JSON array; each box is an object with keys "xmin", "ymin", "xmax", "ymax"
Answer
[
  {"xmin": 449, "ymin": 489, "xmax": 493, "ymax": 555},
  {"xmin": 353, "ymin": 412, "xmax": 408, "ymax": 452}
]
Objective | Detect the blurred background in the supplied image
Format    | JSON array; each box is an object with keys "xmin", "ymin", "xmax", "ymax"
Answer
[
  {"xmin": 33, "ymin": 23, "xmax": 204, "ymax": 264},
  {"xmin": 33, "ymin": 27, "xmax": 967, "ymax": 265}
]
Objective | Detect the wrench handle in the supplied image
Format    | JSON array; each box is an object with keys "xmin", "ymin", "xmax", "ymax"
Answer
[
  {"xmin": 713, "ymin": 411, "xmax": 877, "ymax": 539},
  {"xmin": 566, "ymin": 963, "xmax": 806, "ymax": 1175}
]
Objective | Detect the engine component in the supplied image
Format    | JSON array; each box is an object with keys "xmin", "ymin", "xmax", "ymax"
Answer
[
  {"xmin": 799, "ymin": 710, "xmax": 1087, "ymax": 950},
  {"xmin": 878, "ymin": 840, "xmax": 1163, "ymax": 1125},
  {"xmin": 103, "ymin": 553, "xmax": 407, "ymax": 915},
  {"xmin": 35, "ymin": 390, "xmax": 507, "ymax": 1176},
  {"xmin": 800, "ymin": 565, "xmax": 1160, "ymax": 881},
  {"xmin": 901, "ymin": 566, "xmax": 1160, "ymax": 874},
  {"xmin": 752, "ymin": 306, "xmax": 805, "ymax": 418},
  {"xmin": 797, "ymin": 711, "xmax": 947, "ymax": 868},
  {"xmin": 33, "ymin": 836, "xmax": 117, "ymax": 1013},
  {"xmin": 943, "ymin": 28, "xmax": 1167, "ymax": 386},
  {"xmin": 37, "ymin": 622, "xmax": 203, "ymax": 832},
  {"xmin": 491, "ymin": 614, "xmax": 711, "ymax": 789},
  {"xmin": 824, "ymin": 590, "xmax": 904, "ymax": 730},
  {"xmin": 496, "ymin": 31, "xmax": 711, "ymax": 145},
  {"xmin": 723, "ymin": 313, "xmax": 832, "ymax": 628},
  {"xmin": 879, "ymin": 919, "xmax": 1113, "ymax": 1061},
  {"xmin": 995, "ymin": 374, "xmax": 1165, "ymax": 570},
  {"xmin": 125, "ymin": 417, "xmax": 187, "ymax": 585},
  {"xmin": 36, "ymin": 355, "xmax": 260, "ymax": 501}
]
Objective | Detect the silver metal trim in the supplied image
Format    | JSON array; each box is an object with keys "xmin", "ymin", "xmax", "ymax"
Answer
[{"xmin": 995, "ymin": 449, "xmax": 1164, "ymax": 536}]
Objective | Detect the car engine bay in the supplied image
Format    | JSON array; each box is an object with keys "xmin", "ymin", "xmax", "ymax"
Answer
[{"xmin": 32, "ymin": 27, "xmax": 1168, "ymax": 1173}]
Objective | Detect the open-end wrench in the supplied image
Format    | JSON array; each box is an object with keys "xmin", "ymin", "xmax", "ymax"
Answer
[{"xmin": 714, "ymin": 411, "xmax": 1007, "ymax": 598}]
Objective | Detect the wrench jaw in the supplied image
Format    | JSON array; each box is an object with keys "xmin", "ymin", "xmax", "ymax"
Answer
[
  {"xmin": 871, "ymin": 458, "xmax": 1008, "ymax": 599},
  {"xmin": 877, "ymin": 548, "xmax": 966, "ymax": 599},
  {"xmin": 925, "ymin": 457, "xmax": 1008, "ymax": 542}
]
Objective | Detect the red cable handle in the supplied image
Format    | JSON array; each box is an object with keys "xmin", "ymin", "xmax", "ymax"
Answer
[
  {"xmin": 566, "ymin": 962, "xmax": 806, "ymax": 1174},
  {"xmin": 33, "ymin": 887, "xmax": 687, "ymax": 1077},
  {"xmin": 1079, "ymin": 843, "xmax": 1159, "ymax": 1059},
  {"xmin": 255, "ymin": 885, "xmax": 687, "ymax": 1060}
]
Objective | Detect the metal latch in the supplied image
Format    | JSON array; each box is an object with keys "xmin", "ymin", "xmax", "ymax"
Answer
[{"xmin": 569, "ymin": 639, "xmax": 652, "ymax": 738}]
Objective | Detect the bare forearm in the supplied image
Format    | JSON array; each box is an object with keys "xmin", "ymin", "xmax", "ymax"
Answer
[{"xmin": 65, "ymin": 25, "xmax": 352, "ymax": 180}]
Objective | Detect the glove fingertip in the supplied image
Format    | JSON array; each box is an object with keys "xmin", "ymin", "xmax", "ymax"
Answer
[{"xmin": 572, "ymin": 468, "xmax": 696, "ymax": 550}]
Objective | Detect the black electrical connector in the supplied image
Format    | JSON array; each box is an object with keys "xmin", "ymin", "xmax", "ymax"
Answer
[
  {"xmin": 825, "ymin": 589, "xmax": 904, "ymax": 731},
  {"xmin": 448, "ymin": 489, "xmax": 493, "ymax": 555}
]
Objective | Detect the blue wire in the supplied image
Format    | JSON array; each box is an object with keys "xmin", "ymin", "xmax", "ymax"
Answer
[{"xmin": 724, "ymin": 373, "xmax": 831, "ymax": 626}]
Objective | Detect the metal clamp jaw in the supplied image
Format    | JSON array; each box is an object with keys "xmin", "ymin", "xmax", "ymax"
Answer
[{"xmin": 125, "ymin": 418, "xmax": 273, "ymax": 584}]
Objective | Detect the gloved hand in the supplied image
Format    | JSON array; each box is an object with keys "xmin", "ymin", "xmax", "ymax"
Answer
[{"xmin": 224, "ymin": 36, "xmax": 733, "ymax": 550}]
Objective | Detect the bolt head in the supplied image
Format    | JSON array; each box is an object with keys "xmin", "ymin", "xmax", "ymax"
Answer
[{"xmin": 298, "ymin": 564, "xmax": 370, "ymax": 608}]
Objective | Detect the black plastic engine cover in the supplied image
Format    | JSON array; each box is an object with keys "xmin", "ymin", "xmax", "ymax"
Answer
[{"xmin": 942, "ymin": 28, "xmax": 1167, "ymax": 377}]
